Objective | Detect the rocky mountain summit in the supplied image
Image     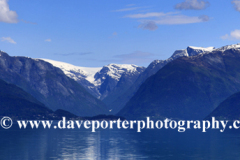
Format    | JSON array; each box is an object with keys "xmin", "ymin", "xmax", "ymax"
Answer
[
  {"xmin": 108, "ymin": 45, "xmax": 216, "ymax": 113},
  {"xmin": 118, "ymin": 47, "xmax": 240, "ymax": 119},
  {"xmin": 0, "ymin": 51, "xmax": 108, "ymax": 116},
  {"xmin": 42, "ymin": 59, "xmax": 145, "ymax": 103}
]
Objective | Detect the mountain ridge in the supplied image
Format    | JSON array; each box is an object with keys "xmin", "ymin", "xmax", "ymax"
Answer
[
  {"xmin": 107, "ymin": 45, "xmax": 218, "ymax": 114},
  {"xmin": 41, "ymin": 59, "xmax": 146, "ymax": 104},
  {"xmin": 0, "ymin": 51, "xmax": 108, "ymax": 117},
  {"xmin": 117, "ymin": 47, "xmax": 240, "ymax": 119},
  {"xmin": 41, "ymin": 43, "xmax": 240, "ymax": 114}
]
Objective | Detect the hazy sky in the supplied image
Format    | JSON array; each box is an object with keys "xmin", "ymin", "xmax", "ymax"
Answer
[{"xmin": 0, "ymin": 0, "xmax": 240, "ymax": 67}]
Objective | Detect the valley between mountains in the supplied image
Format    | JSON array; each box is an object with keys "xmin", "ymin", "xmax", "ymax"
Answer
[{"xmin": 1, "ymin": 43, "xmax": 240, "ymax": 120}]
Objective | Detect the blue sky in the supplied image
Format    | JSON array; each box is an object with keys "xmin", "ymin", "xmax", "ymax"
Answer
[{"xmin": 0, "ymin": 0, "xmax": 240, "ymax": 67}]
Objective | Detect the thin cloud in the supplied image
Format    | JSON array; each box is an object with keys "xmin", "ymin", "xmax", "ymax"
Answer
[
  {"xmin": 45, "ymin": 39, "xmax": 52, "ymax": 42},
  {"xmin": 124, "ymin": 12, "xmax": 169, "ymax": 18},
  {"xmin": 0, "ymin": 0, "xmax": 18, "ymax": 23},
  {"xmin": 199, "ymin": 15, "xmax": 210, "ymax": 21},
  {"xmin": 175, "ymin": 0, "xmax": 210, "ymax": 10},
  {"xmin": 1, "ymin": 37, "xmax": 16, "ymax": 44},
  {"xmin": 232, "ymin": 0, "xmax": 240, "ymax": 12},
  {"xmin": 112, "ymin": 5, "xmax": 151, "ymax": 12},
  {"xmin": 221, "ymin": 29, "xmax": 240, "ymax": 40},
  {"xmin": 138, "ymin": 21, "xmax": 158, "ymax": 31},
  {"xmin": 153, "ymin": 15, "xmax": 210, "ymax": 25},
  {"xmin": 104, "ymin": 51, "xmax": 155, "ymax": 64},
  {"xmin": 124, "ymin": 12, "xmax": 210, "ymax": 30},
  {"xmin": 113, "ymin": 7, "xmax": 141, "ymax": 12},
  {"xmin": 54, "ymin": 52, "xmax": 93, "ymax": 56}
]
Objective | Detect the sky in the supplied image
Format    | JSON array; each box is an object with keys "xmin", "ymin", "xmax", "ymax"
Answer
[{"xmin": 0, "ymin": 0, "xmax": 240, "ymax": 67}]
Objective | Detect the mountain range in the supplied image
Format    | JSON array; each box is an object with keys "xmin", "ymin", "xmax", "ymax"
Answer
[
  {"xmin": 41, "ymin": 59, "xmax": 145, "ymax": 112},
  {"xmin": 107, "ymin": 46, "xmax": 216, "ymax": 113},
  {"xmin": 1, "ymin": 43, "xmax": 240, "ymax": 120},
  {"xmin": 117, "ymin": 45, "xmax": 240, "ymax": 119},
  {"xmin": 0, "ymin": 51, "xmax": 107, "ymax": 117},
  {"xmin": 41, "ymin": 46, "xmax": 217, "ymax": 114}
]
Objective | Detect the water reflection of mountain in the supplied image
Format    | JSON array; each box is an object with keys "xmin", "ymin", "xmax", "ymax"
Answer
[
  {"xmin": 0, "ymin": 126, "xmax": 146, "ymax": 159},
  {"xmin": 1, "ymin": 126, "xmax": 240, "ymax": 159}
]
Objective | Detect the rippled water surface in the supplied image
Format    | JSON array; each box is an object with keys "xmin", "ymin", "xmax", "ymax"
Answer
[{"xmin": 1, "ymin": 124, "xmax": 240, "ymax": 160}]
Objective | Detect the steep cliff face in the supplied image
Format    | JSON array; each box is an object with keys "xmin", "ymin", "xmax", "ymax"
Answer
[
  {"xmin": 0, "ymin": 51, "xmax": 108, "ymax": 117},
  {"xmin": 0, "ymin": 78, "xmax": 81, "ymax": 119},
  {"xmin": 41, "ymin": 59, "xmax": 146, "ymax": 111},
  {"xmin": 101, "ymin": 64, "xmax": 145, "ymax": 107},
  {"xmin": 109, "ymin": 46, "xmax": 215, "ymax": 114},
  {"xmin": 118, "ymin": 48, "xmax": 240, "ymax": 120},
  {"xmin": 41, "ymin": 60, "xmax": 146, "ymax": 100},
  {"xmin": 40, "ymin": 59, "xmax": 102, "ymax": 98}
]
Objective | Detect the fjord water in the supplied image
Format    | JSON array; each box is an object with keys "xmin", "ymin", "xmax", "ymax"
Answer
[{"xmin": 1, "ymin": 125, "xmax": 240, "ymax": 160}]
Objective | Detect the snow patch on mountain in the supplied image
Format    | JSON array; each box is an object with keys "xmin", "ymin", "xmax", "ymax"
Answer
[
  {"xmin": 215, "ymin": 43, "xmax": 240, "ymax": 52},
  {"xmin": 187, "ymin": 46, "xmax": 215, "ymax": 56},
  {"xmin": 170, "ymin": 49, "xmax": 188, "ymax": 60},
  {"xmin": 144, "ymin": 44, "xmax": 240, "ymax": 86},
  {"xmin": 97, "ymin": 64, "xmax": 141, "ymax": 81},
  {"xmin": 39, "ymin": 59, "xmax": 145, "ymax": 99},
  {"xmin": 39, "ymin": 59, "xmax": 101, "ymax": 85},
  {"xmin": 188, "ymin": 46, "xmax": 215, "ymax": 52}
]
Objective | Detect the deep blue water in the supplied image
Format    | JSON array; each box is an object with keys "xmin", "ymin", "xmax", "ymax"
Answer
[{"xmin": 1, "ymin": 124, "xmax": 240, "ymax": 160}]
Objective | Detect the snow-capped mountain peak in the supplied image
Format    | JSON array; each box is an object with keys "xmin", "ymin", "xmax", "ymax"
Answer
[
  {"xmin": 170, "ymin": 46, "xmax": 215, "ymax": 60},
  {"xmin": 215, "ymin": 43, "xmax": 240, "ymax": 52},
  {"xmin": 188, "ymin": 46, "xmax": 215, "ymax": 51},
  {"xmin": 170, "ymin": 49, "xmax": 188, "ymax": 59},
  {"xmin": 96, "ymin": 63, "xmax": 142, "ymax": 81},
  {"xmin": 39, "ymin": 59, "xmax": 145, "ymax": 100},
  {"xmin": 40, "ymin": 59, "xmax": 101, "ymax": 85},
  {"xmin": 187, "ymin": 46, "xmax": 215, "ymax": 56},
  {"xmin": 146, "ymin": 45, "xmax": 216, "ymax": 81}
]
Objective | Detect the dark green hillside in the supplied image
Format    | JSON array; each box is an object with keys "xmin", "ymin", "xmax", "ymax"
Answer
[
  {"xmin": 118, "ymin": 49, "xmax": 240, "ymax": 120},
  {"xmin": 0, "ymin": 78, "xmax": 53, "ymax": 119},
  {"xmin": 0, "ymin": 79, "xmax": 79, "ymax": 120},
  {"xmin": 0, "ymin": 51, "xmax": 108, "ymax": 117},
  {"xmin": 206, "ymin": 92, "xmax": 240, "ymax": 120}
]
